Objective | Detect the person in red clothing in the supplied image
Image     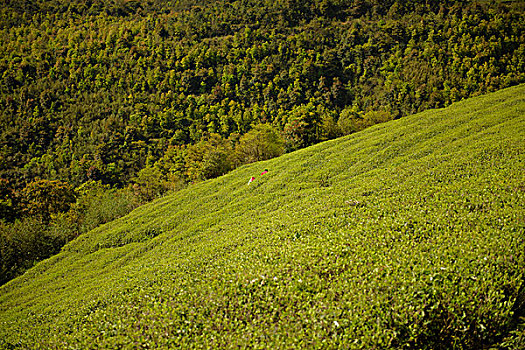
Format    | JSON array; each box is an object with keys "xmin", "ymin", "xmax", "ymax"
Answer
[{"xmin": 248, "ymin": 170, "xmax": 268, "ymax": 185}]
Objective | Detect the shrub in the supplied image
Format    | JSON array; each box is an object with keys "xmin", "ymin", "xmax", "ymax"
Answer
[
  {"xmin": 19, "ymin": 179, "xmax": 76, "ymax": 223},
  {"xmin": 235, "ymin": 124, "xmax": 285, "ymax": 164},
  {"xmin": 185, "ymin": 133, "xmax": 234, "ymax": 181},
  {"xmin": 80, "ymin": 187, "xmax": 136, "ymax": 232},
  {"xmin": 0, "ymin": 217, "xmax": 65, "ymax": 284},
  {"xmin": 132, "ymin": 167, "xmax": 170, "ymax": 203}
]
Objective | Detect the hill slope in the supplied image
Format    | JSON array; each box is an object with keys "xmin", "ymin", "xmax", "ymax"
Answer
[{"xmin": 1, "ymin": 85, "xmax": 524, "ymax": 348}]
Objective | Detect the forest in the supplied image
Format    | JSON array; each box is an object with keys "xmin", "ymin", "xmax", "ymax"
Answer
[{"xmin": 1, "ymin": 0, "xmax": 525, "ymax": 284}]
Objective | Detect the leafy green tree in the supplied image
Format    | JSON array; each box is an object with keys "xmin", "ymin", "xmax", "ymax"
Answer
[
  {"xmin": 154, "ymin": 145, "xmax": 188, "ymax": 185},
  {"xmin": 283, "ymin": 102, "xmax": 323, "ymax": 151},
  {"xmin": 0, "ymin": 179, "xmax": 16, "ymax": 222},
  {"xmin": 361, "ymin": 110, "xmax": 394, "ymax": 129},
  {"xmin": 235, "ymin": 124, "xmax": 285, "ymax": 164},
  {"xmin": 0, "ymin": 217, "xmax": 63, "ymax": 285},
  {"xmin": 132, "ymin": 167, "xmax": 169, "ymax": 203},
  {"xmin": 337, "ymin": 106, "xmax": 360, "ymax": 135},
  {"xmin": 19, "ymin": 180, "xmax": 76, "ymax": 223},
  {"xmin": 185, "ymin": 134, "xmax": 234, "ymax": 181}
]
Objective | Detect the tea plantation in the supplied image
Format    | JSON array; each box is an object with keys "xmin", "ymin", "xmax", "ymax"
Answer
[{"xmin": 1, "ymin": 85, "xmax": 524, "ymax": 348}]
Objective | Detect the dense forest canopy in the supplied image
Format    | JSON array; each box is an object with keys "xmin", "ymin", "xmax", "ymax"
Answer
[{"xmin": 0, "ymin": 0, "xmax": 524, "ymax": 282}]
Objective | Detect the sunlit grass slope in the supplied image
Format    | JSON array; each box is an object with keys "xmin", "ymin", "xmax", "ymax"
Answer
[{"xmin": 1, "ymin": 85, "xmax": 525, "ymax": 349}]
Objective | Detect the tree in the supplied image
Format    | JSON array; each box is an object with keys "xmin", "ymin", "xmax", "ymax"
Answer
[
  {"xmin": 0, "ymin": 179, "xmax": 16, "ymax": 222},
  {"xmin": 19, "ymin": 179, "xmax": 76, "ymax": 223},
  {"xmin": 185, "ymin": 134, "xmax": 234, "ymax": 181},
  {"xmin": 132, "ymin": 167, "xmax": 168, "ymax": 203},
  {"xmin": 235, "ymin": 124, "xmax": 285, "ymax": 164},
  {"xmin": 0, "ymin": 217, "xmax": 57, "ymax": 285},
  {"xmin": 154, "ymin": 145, "xmax": 188, "ymax": 185},
  {"xmin": 283, "ymin": 102, "xmax": 322, "ymax": 151}
]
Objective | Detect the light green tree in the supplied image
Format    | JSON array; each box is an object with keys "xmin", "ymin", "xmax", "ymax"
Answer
[{"xmin": 235, "ymin": 124, "xmax": 285, "ymax": 164}]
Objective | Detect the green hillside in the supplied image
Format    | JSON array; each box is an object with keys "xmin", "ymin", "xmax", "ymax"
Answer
[
  {"xmin": 1, "ymin": 85, "xmax": 525, "ymax": 348},
  {"xmin": 2, "ymin": 0, "xmax": 525, "ymax": 286}
]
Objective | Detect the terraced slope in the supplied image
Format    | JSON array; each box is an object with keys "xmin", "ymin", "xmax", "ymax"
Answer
[{"xmin": 1, "ymin": 85, "xmax": 524, "ymax": 349}]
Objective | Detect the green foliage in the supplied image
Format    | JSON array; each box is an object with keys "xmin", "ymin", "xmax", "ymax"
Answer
[
  {"xmin": 0, "ymin": 181, "xmax": 137, "ymax": 285},
  {"xmin": 499, "ymin": 321, "xmax": 525, "ymax": 350},
  {"xmin": 0, "ymin": 217, "xmax": 63, "ymax": 285},
  {"xmin": 283, "ymin": 102, "xmax": 325, "ymax": 151},
  {"xmin": 74, "ymin": 181, "xmax": 137, "ymax": 233},
  {"xmin": 185, "ymin": 133, "xmax": 234, "ymax": 181},
  {"xmin": 132, "ymin": 167, "xmax": 169, "ymax": 203},
  {"xmin": 19, "ymin": 179, "xmax": 76, "ymax": 223},
  {"xmin": 0, "ymin": 178, "xmax": 16, "ymax": 221},
  {"xmin": 0, "ymin": 84, "xmax": 524, "ymax": 348},
  {"xmin": 235, "ymin": 124, "xmax": 285, "ymax": 164},
  {"xmin": 1, "ymin": 0, "xmax": 525, "ymax": 340}
]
